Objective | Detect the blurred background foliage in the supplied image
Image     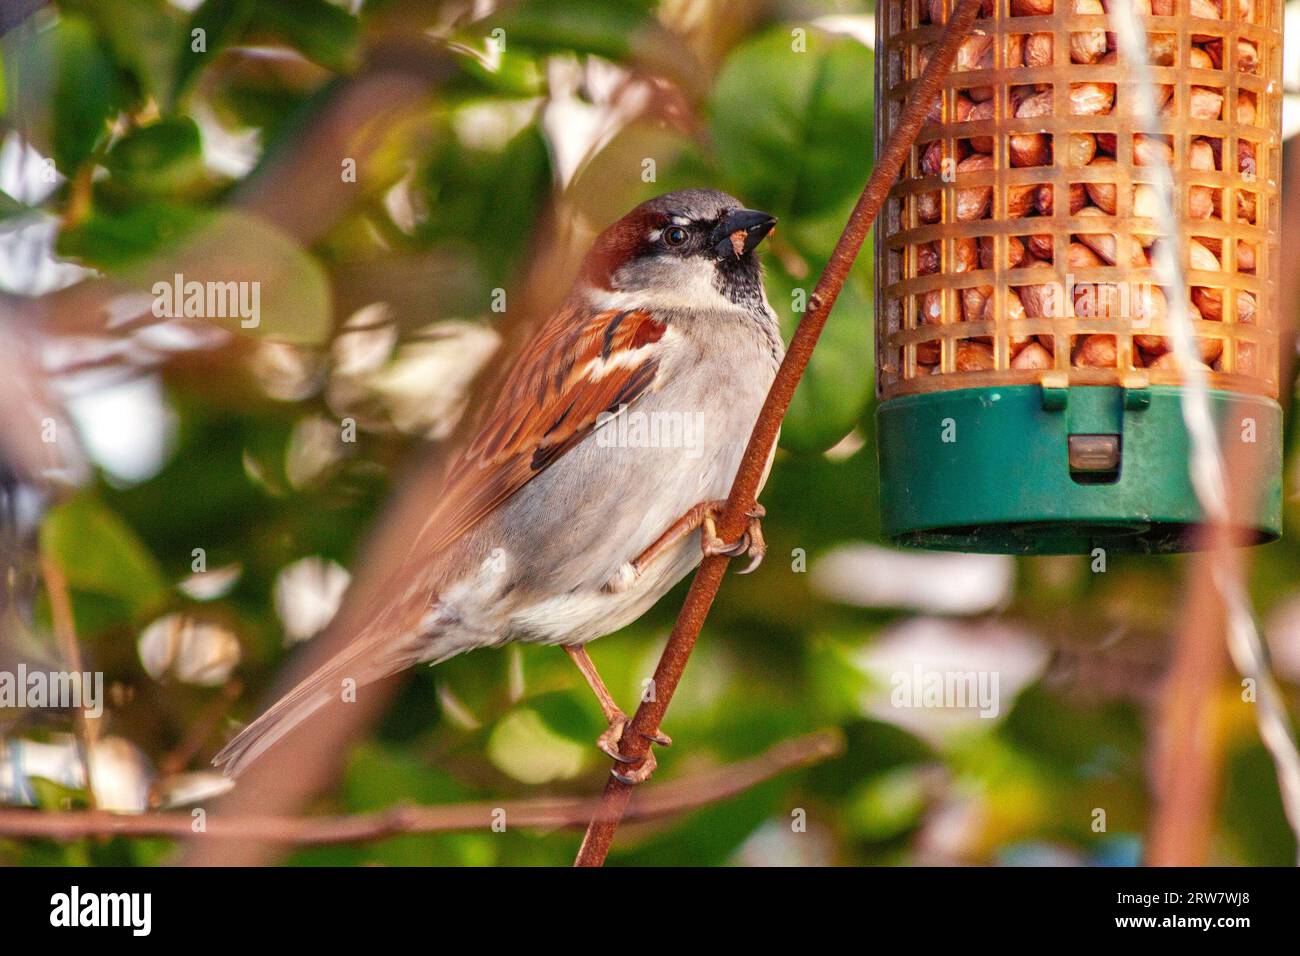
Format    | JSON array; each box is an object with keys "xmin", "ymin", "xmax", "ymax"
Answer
[{"xmin": 0, "ymin": 0, "xmax": 1296, "ymax": 866}]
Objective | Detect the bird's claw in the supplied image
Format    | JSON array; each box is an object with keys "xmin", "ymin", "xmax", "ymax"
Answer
[
  {"xmin": 610, "ymin": 751, "xmax": 657, "ymax": 786},
  {"xmin": 596, "ymin": 715, "xmax": 639, "ymax": 763},
  {"xmin": 641, "ymin": 728, "xmax": 672, "ymax": 747},
  {"xmin": 597, "ymin": 720, "xmax": 671, "ymax": 784},
  {"xmin": 702, "ymin": 504, "xmax": 767, "ymax": 575}
]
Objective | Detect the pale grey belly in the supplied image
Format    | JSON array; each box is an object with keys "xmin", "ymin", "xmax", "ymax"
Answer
[{"xmin": 467, "ymin": 337, "xmax": 777, "ymax": 645}]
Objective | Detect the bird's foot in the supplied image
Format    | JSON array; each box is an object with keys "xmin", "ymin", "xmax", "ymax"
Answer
[
  {"xmin": 702, "ymin": 503, "xmax": 767, "ymax": 574},
  {"xmin": 596, "ymin": 713, "xmax": 634, "ymax": 763},
  {"xmin": 597, "ymin": 716, "xmax": 671, "ymax": 785},
  {"xmin": 605, "ymin": 723, "xmax": 670, "ymax": 785}
]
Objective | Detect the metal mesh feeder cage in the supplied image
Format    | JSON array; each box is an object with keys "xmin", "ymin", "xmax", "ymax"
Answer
[{"xmin": 873, "ymin": 0, "xmax": 1283, "ymax": 554}]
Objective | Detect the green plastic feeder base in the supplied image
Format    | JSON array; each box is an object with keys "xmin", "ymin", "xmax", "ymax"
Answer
[{"xmin": 877, "ymin": 384, "xmax": 1282, "ymax": 555}]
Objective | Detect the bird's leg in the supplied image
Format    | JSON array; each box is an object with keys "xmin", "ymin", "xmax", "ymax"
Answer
[
  {"xmin": 605, "ymin": 500, "xmax": 767, "ymax": 593},
  {"xmin": 563, "ymin": 645, "xmax": 670, "ymax": 784}
]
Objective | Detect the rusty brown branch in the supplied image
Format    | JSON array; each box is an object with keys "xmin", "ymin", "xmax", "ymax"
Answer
[
  {"xmin": 572, "ymin": 0, "xmax": 986, "ymax": 866},
  {"xmin": 0, "ymin": 730, "xmax": 839, "ymax": 846}
]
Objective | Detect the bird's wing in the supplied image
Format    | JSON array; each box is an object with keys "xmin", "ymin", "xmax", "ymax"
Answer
[
  {"xmin": 411, "ymin": 303, "xmax": 669, "ymax": 559},
  {"xmin": 213, "ymin": 303, "xmax": 669, "ymax": 778}
]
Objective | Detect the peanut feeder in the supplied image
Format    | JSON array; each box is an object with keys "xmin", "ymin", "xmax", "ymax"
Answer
[{"xmin": 874, "ymin": 0, "xmax": 1283, "ymax": 553}]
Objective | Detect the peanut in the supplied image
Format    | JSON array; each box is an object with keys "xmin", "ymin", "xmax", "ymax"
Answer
[
  {"xmin": 1188, "ymin": 186, "xmax": 1218, "ymax": 219},
  {"xmin": 1070, "ymin": 0, "xmax": 1107, "ymax": 64},
  {"xmin": 1133, "ymin": 135, "xmax": 1172, "ymax": 168},
  {"xmin": 1008, "ymin": 182, "xmax": 1038, "ymax": 217},
  {"xmin": 1189, "ymin": 86, "xmax": 1224, "ymax": 121},
  {"xmin": 1017, "ymin": 260, "xmax": 1065, "ymax": 318},
  {"xmin": 1238, "ymin": 39, "xmax": 1260, "ymax": 74},
  {"xmin": 1238, "ymin": 291, "xmax": 1257, "ymax": 323},
  {"xmin": 1070, "ymin": 132, "xmax": 1098, "ymax": 167},
  {"xmin": 962, "ymin": 286, "xmax": 993, "ymax": 322},
  {"xmin": 1006, "ymin": 34, "xmax": 1025, "ymax": 69},
  {"xmin": 1084, "ymin": 156, "xmax": 1119, "ymax": 213},
  {"xmin": 1237, "ymin": 241, "xmax": 1257, "ymax": 273},
  {"xmin": 1025, "ymin": 33, "xmax": 1053, "ymax": 69},
  {"xmin": 917, "ymin": 190, "xmax": 941, "ymax": 224},
  {"xmin": 1074, "ymin": 334, "xmax": 1118, "ymax": 367},
  {"xmin": 953, "ymin": 237, "xmax": 980, "ymax": 273},
  {"xmin": 1071, "ymin": 82, "xmax": 1115, "ymax": 115},
  {"xmin": 968, "ymin": 99, "xmax": 995, "ymax": 153},
  {"xmin": 1075, "ymin": 209, "xmax": 1145, "ymax": 263},
  {"xmin": 1238, "ymin": 140, "xmax": 1257, "ymax": 179},
  {"xmin": 1189, "ymin": 138, "xmax": 1217, "ymax": 172},
  {"xmin": 917, "ymin": 242, "xmax": 941, "ymax": 275},
  {"xmin": 1012, "ymin": 342, "xmax": 1054, "ymax": 369},
  {"xmin": 955, "ymin": 340, "xmax": 996, "ymax": 371},
  {"xmin": 955, "ymin": 154, "xmax": 994, "ymax": 221},
  {"xmin": 1237, "ymin": 91, "xmax": 1258, "ymax": 126},
  {"xmin": 1146, "ymin": 34, "xmax": 1177, "ymax": 66},
  {"xmin": 920, "ymin": 289, "xmax": 945, "ymax": 325},
  {"xmin": 1007, "ymin": 235, "xmax": 1028, "ymax": 268},
  {"xmin": 1131, "ymin": 184, "xmax": 1161, "ymax": 246},
  {"xmin": 920, "ymin": 139, "xmax": 947, "ymax": 177}
]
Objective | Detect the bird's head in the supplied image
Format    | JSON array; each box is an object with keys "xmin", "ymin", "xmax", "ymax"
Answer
[{"xmin": 581, "ymin": 189, "xmax": 777, "ymax": 310}]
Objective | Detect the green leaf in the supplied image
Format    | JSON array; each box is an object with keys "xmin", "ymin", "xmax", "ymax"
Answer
[
  {"xmin": 711, "ymin": 27, "xmax": 873, "ymax": 218},
  {"xmin": 59, "ymin": 206, "xmax": 333, "ymax": 344},
  {"xmin": 102, "ymin": 117, "xmax": 205, "ymax": 198},
  {"xmin": 56, "ymin": 17, "xmax": 119, "ymax": 170},
  {"xmin": 174, "ymin": 0, "xmax": 255, "ymax": 97},
  {"xmin": 40, "ymin": 494, "xmax": 167, "ymax": 614},
  {"xmin": 766, "ymin": 255, "xmax": 874, "ymax": 453},
  {"xmin": 57, "ymin": 200, "xmax": 207, "ymax": 269},
  {"xmin": 486, "ymin": 0, "xmax": 658, "ymax": 61},
  {"xmin": 78, "ymin": 0, "xmax": 184, "ymax": 110},
  {"xmin": 249, "ymin": 0, "xmax": 359, "ymax": 72},
  {"xmin": 529, "ymin": 690, "xmax": 603, "ymax": 742}
]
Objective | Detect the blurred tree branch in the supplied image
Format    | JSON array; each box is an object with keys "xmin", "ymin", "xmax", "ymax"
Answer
[
  {"xmin": 1146, "ymin": 135, "xmax": 1300, "ymax": 865},
  {"xmin": 0, "ymin": 730, "xmax": 840, "ymax": 845},
  {"xmin": 572, "ymin": 0, "xmax": 986, "ymax": 866}
]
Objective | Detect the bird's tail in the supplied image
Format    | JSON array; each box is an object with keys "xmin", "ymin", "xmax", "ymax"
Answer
[{"xmin": 212, "ymin": 630, "xmax": 423, "ymax": 779}]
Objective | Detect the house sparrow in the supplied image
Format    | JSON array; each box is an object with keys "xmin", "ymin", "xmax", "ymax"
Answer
[{"xmin": 214, "ymin": 189, "xmax": 782, "ymax": 783}]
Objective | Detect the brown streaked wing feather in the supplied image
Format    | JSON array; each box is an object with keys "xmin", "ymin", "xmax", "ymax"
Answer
[{"xmin": 411, "ymin": 303, "xmax": 667, "ymax": 559}]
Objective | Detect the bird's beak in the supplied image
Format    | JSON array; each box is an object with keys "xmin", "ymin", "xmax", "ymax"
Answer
[{"xmin": 711, "ymin": 209, "xmax": 777, "ymax": 259}]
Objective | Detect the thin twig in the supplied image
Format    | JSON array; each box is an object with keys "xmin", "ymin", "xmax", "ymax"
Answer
[
  {"xmin": 572, "ymin": 0, "xmax": 986, "ymax": 866},
  {"xmin": 0, "ymin": 730, "xmax": 840, "ymax": 846},
  {"xmin": 38, "ymin": 545, "xmax": 99, "ymax": 808},
  {"xmin": 1109, "ymin": 0, "xmax": 1300, "ymax": 865}
]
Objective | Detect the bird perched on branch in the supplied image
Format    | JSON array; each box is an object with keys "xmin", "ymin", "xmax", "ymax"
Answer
[{"xmin": 215, "ymin": 189, "xmax": 782, "ymax": 783}]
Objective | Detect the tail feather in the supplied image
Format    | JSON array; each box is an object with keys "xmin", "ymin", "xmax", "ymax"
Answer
[{"xmin": 213, "ymin": 635, "xmax": 419, "ymax": 779}]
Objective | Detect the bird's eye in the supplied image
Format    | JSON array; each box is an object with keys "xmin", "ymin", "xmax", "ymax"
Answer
[{"xmin": 662, "ymin": 225, "xmax": 688, "ymax": 247}]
